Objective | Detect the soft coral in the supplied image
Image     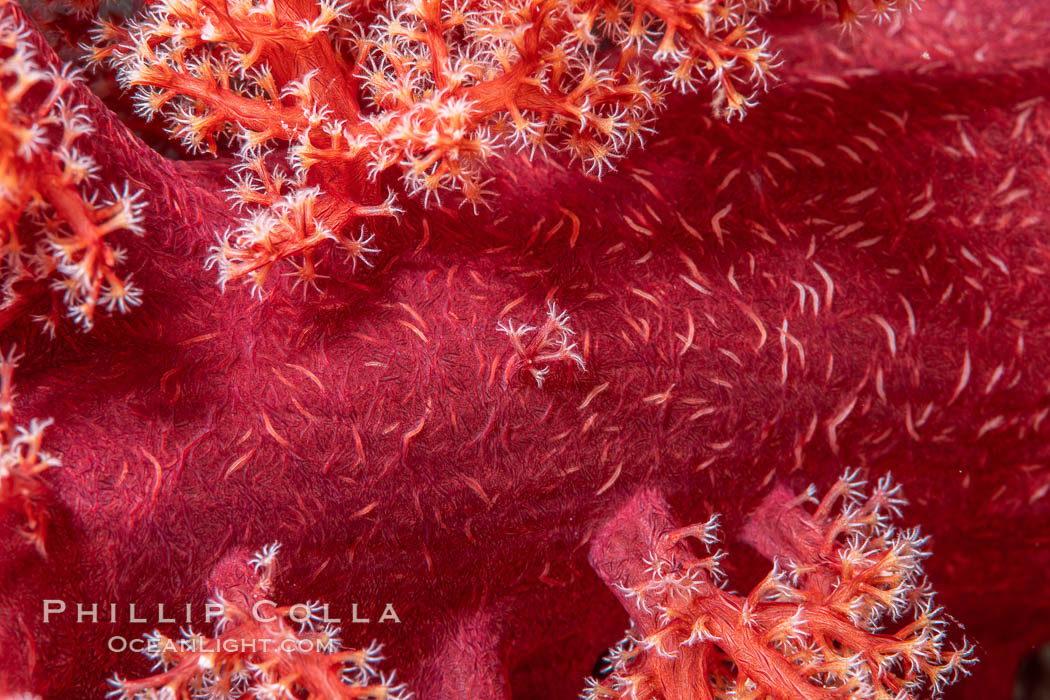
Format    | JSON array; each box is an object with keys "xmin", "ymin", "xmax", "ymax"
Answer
[
  {"xmin": 0, "ymin": 9, "xmax": 146, "ymax": 332},
  {"xmin": 86, "ymin": 0, "xmax": 906, "ymax": 294},
  {"xmin": 1, "ymin": 0, "xmax": 1049, "ymax": 698},
  {"xmin": 585, "ymin": 473, "xmax": 976, "ymax": 699}
]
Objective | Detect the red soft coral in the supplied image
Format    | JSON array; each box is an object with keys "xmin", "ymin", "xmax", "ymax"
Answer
[
  {"xmin": 0, "ymin": 12, "xmax": 146, "ymax": 332},
  {"xmin": 1, "ymin": 0, "xmax": 1049, "ymax": 699},
  {"xmin": 109, "ymin": 542, "xmax": 410, "ymax": 700},
  {"xmin": 0, "ymin": 347, "xmax": 58, "ymax": 556},
  {"xmin": 585, "ymin": 473, "xmax": 976, "ymax": 699}
]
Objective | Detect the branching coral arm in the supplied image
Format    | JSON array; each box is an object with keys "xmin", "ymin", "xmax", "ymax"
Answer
[
  {"xmin": 1, "ymin": 3, "xmax": 154, "ymax": 331},
  {"xmin": 109, "ymin": 542, "xmax": 412, "ymax": 700},
  {"xmin": 584, "ymin": 474, "xmax": 976, "ymax": 700},
  {"xmin": 0, "ymin": 348, "xmax": 58, "ymax": 557}
]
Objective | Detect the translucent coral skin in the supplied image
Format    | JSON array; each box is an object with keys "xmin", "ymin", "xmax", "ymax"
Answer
[{"xmin": 2, "ymin": 0, "xmax": 1050, "ymax": 699}]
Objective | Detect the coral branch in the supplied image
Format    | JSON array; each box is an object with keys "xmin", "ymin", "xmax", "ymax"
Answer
[
  {"xmin": 584, "ymin": 473, "xmax": 976, "ymax": 699},
  {"xmin": 108, "ymin": 542, "xmax": 412, "ymax": 700},
  {"xmin": 416, "ymin": 612, "xmax": 510, "ymax": 700},
  {"xmin": 0, "ymin": 347, "xmax": 58, "ymax": 557},
  {"xmin": 1, "ymin": 7, "xmax": 145, "ymax": 331}
]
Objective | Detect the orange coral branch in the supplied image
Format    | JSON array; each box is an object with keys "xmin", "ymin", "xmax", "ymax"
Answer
[
  {"xmin": 109, "ymin": 542, "xmax": 411, "ymax": 700},
  {"xmin": 0, "ymin": 347, "xmax": 58, "ymax": 556},
  {"xmin": 2, "ymin": 9, "xmax": 146, "ymax": 330},
  {"xmin": 90, "ymin": 0, "xmax": 824, "ymax": 294},
  {"xmin": 585, "ymin": 473, "xmax": 976, "ymax": 699}
]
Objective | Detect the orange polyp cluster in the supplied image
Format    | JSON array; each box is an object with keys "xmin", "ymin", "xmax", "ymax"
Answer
[
  {"xmin": 0, "ymin": 347, "xmax": 58, "ymax": 557},
  {"xmin": 584, "ymin": 472, "xmax": 976, "ymax": 700},
  {"xmin": 1, "ymin": 10, "xmax": 145, "ymax": 332},
  {"xmin": 2, "ymin": 0, "xmax": 917, "ymax": 310},
  {"xmin": 109, "ymin": 542, "xmax": 411, "ymax": 700},
  {"xmin": 90, "ymin": 0, "xmax": 770, "ymax": 295},
  {"xmin": 89, "ymin": 0, "xmax": 912, "ymax": 297}
]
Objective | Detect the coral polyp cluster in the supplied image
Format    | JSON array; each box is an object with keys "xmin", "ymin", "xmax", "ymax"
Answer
[
  {"xmin": 1, "ymin": 13, "xmax": 145, "ymax": 332},
  {"xmin": 584, "ymin": 473, "xmax": 976, "ymax": 699},
  {"xmin": 498, "ymin": 301, "xmax": 585, "ymax": 386},
  {"xmin": 108, "ymin": 542, "xmax": 410, "ymax": 700},
  {"xmin": 0, "ymin": 347, "xmax": 57, "ymax": 556},
  {"xmin": 89, "ymin": 0, "xmax": 905, "ymax": 295}
]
